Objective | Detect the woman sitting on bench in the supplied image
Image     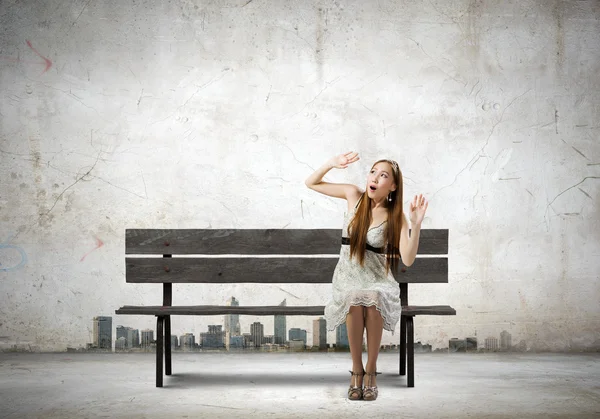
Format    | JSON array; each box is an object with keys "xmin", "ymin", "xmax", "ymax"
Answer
[{"xmin": 305, "ymin": 151, "xmax": 428, "ymax": 401}]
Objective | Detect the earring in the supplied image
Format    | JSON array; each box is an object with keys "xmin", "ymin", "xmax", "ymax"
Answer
[{"xmin": 388, "ymin": 193, "xmax": 392, "ymax": 202}]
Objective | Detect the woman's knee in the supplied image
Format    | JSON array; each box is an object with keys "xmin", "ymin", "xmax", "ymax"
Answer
[
  {"xmin": 348, "ymin": 305, "xmax": 364, "ymax": 314},
  {"xmin": 365, "ymin": 305, "xmax": 382, "ymax": 319}
]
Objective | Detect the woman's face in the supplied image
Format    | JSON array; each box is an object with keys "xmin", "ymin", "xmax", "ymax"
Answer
[{"xmin": 366, "ymin": 161, "xmax": 396, "ymax": 200}]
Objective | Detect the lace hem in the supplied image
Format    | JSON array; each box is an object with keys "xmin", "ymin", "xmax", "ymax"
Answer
[{"xmin": 325, "ymin": 296, "xmax": 400, "ymax": 336}]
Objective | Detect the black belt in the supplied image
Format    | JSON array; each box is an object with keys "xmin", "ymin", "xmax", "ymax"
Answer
[{"xmin": 341, "ymin": 237, "xmax": 384, "ymax": 254}]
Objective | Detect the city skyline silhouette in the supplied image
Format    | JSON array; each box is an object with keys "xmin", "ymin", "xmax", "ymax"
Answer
[{"xmin": 80, "ymin": 296, "xmax": 527, "ymax": 353}]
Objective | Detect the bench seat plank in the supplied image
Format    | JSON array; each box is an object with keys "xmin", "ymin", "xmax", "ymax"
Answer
[
  {"xmin": 116, "ymin": 305, "xmax": 326, "ymax": 316},
  {"xmin": 126, "ymin": 257, "xmax": 449, "ymax": 284},
  {"xmin": 115, "ymin": 305, "xmax": 456, "ymax": 316},
  {"xmin": 402, "ymin": 305, "xmax": 456, "ymax": 316}
]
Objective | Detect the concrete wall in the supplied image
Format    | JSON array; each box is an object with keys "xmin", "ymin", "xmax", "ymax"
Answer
[{"xmin": 1, "ymin": 0, "xmax": 598, "ymax": 352}]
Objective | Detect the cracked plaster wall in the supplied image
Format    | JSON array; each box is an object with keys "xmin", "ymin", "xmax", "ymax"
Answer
[{"xmin": 0, "ymin": 0, "xmax": 599, "ymax": 351}]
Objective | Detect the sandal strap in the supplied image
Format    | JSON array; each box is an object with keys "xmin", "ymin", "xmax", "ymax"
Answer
[
  {"xmin": 348, "ymin": 370, "xmax": 365, "ymax": 389},
  {"xmin": 364, "ymin": 371, "xmax": 380, "ymax": 389}
]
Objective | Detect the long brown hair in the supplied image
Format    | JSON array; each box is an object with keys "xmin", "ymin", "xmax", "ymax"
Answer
[{"xmin": 348, "ymin": 159, "xmax": 404, "ymax": 273}]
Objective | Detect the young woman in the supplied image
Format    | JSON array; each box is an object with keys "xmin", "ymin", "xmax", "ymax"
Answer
[{"xmin": 305, "ymin": 151, "xmax": 428, "ymax": 401}]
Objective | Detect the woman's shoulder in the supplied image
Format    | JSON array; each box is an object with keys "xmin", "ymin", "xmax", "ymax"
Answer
[{"xmin": 347, "ymin": 189, "xmax": 364, "ymax": 211}]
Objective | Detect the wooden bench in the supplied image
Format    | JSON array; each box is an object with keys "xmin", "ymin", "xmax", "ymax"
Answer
[{"xmin": 115, "ymin": 228, "xmax": 455, "ymax": 388}]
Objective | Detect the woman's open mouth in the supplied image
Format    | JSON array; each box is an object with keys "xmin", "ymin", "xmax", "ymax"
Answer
[{"xmin": 369, "ymin": 185, "xmax": 377, "ymax": 191}]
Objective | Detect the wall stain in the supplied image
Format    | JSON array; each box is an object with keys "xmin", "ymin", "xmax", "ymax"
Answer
[
  {"xmin": 553, "ymin": 1, "xmax": 565, "ymax": 72},
  {"xmin": 27, "ymin": 135, "xmax": 51, "ymax": 228},
  {"xmin": 0, "ymin": 242, "xmax": 28, "ymax": 272},
  {"xmin": 315, "ymin": 4, "xmax": 325, "ymax": 85},
  {"xmin": 464, "ymin": 0, "xmax": 482, "ymax": 58}
]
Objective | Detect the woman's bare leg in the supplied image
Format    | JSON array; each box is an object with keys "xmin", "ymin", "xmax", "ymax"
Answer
[
  {"xmin": 364, "ymin": 305, "xmax": 384, "ymax": 387},
  {"xmin": 346, "ymin": 305, "xmax": 365, "ymax": 387}
]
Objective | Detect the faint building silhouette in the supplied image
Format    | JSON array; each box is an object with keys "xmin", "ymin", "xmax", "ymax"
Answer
[
  {"xmin": 485, "ymin": 337, "xmax": 499, "ymax": 351},
  {"xmin": 289, "ymin": 328, "xmax": 307, "ymax": 345},
  {"xmin": 261, "ymin": 343, "xmax": 281, "ymax": 352},
  {"xmin": 289, "ymin": 340, "xmax": 306, "ymax": 351},
  {"xmin": 141, "ymin": 329, "xmax": 154, "ymax": 349},
  {"xmin": 514, "ymin": 339, "xmax": 527, "ymax": 352},
  {"xmin": 127, "ymin": 328, "xmax": 140, "ymax": 348},
  {"xmin": 274, "ymin": 299, "xmax": 287, "ymax": 345},
  {"xmin": 251, "ymin": 322, "xmax": 264, "ymax": 348},
  {"xmin": 229, "ymin": 335, "xmax": 244, "ymax": 349},
  {"xmin": 224, "ymin": 296, "xmax": 241, "ymax": 350},
  {"xmin": 171, "ymin": 335, "xmax": 178, "ymax": 350},
  {"xmin": 500, "ymin": 330, "xmax": 512, "ymax": 350},
  {"xmin": 115, "ymin": 336, "xmax": 127, "ymax": 351},
  {"xmin": 313, "ymin": 317, "xmax": 327, "ymax": 350},
  {"xmin": 242, "ymin": 333, "xmax": 252, "ymax": 348},
  {"xmin": 449, "ymin": 338, "xmax": 466, "ymax": 352},
  {"xmin": 414, "ymin": 341, "xmax": 432, "ymax": 353},
  {"xmin": 466, "ymin": 337, "xmax": 478, "ymax": 352},
  {"xmin": 116, "ymin": 325, "xmax": 128, "ymax": 343},
  {"xmin": 201, "ymin": 325, "xmax": 225, "ymax": 348},
  {"xmin": 223, "ymin": 297, "xmax": 241, "ymax": 336},
  {"xmin": 180, "ymin": 333, "xmax": 195, "ymax": 351},
  {"xmin": 336, "ymin": 322, "xmax": 349, "ymax": 349},
  {"xmin": 93, "ymin": 316, "xmax": 112, "ymax": 350},
  {"xmin": 116, "ymin": 326, "xmax": 139, "ymax": 349}
]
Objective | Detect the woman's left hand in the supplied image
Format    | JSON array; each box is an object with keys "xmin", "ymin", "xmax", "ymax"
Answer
[{"xmin": 409, "ymin": 194, "xmax": 428, "ymax": 226}]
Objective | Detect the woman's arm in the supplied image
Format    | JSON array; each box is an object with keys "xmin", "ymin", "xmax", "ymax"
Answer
[
  {"xmin": 399, "ymin": 213, "xmax": 421, "ymax": 266},
  {"xmin": 399, "ymin": 194, "xmax": 428, "ymax": 266},
  {"xmin": 305, "ymin": 152, "xmax": 362, "ymax": 201}
]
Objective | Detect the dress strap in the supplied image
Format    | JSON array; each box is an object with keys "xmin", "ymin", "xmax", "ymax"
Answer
[{"xmin": 354, "ymin": 194, "xmax": 364, "ymax": 210}]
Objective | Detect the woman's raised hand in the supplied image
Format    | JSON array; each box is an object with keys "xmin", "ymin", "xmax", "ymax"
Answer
[
  {"xmin": 409, "ymin": 194, "xmax": 428, "ymax": 226},
  {"xmin": 330, "ymin": 151, "xmax": 360, "ymax": 169}
]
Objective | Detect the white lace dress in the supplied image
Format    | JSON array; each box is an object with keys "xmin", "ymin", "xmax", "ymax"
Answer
[{"xmin": 324, "ymin": 204, "xmax": 402, "ymax": 334}]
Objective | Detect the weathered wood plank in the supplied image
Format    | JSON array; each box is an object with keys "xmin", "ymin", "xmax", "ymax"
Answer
[
  {"xmin": 126, "ymin": 257, "xmax": 338, "ymax": 284},
  {"xmin": 115, "ymin": 304, "xmax": 456, "ymax": 316},
  {"xmin": 116, "ymin": 305, "xmax": 327, "ymax": 316},
  {"xmin": 393, "ymin": 257, "xmax": 449, "ymax": 284},
  {"xmin": 125, "ymin": 257, "xmax": 449, "ymax": 284},
  {"xmin": 126, "ymin": 229, "xmax": 449, "ymax": 255},
  {"xmin": 402, "ymin": 305, "xmax": 456, "ymax": 316}
]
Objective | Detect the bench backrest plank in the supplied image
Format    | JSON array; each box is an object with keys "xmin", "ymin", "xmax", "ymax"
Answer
[
  {"xmin": 126, "ymin": 229, "xmax": 448, "ymax": 255},
  {"xmin": 125, "ymin": 229, "xmax": 448, "ymax": 284},
  {"xmin": 125, "ymin": 256, "xmax": 448, "ymax": 284}
]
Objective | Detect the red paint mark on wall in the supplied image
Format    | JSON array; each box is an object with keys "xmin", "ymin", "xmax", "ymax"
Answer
[
  {"xmin": 519, "ymin": 292, "xmax": 528, "ymax": 311},
  {"xmin": 80, "ymin": 237, "xmax": 104, "ymax": 262},
  {"xmin": 25, "ymin": 40, "xmax": 52, "ymax": 74}
]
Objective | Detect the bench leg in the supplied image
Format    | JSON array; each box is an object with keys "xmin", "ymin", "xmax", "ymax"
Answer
[
  {"xmin": 156, "ymin": 316, "xmax": 164, "ymax": 388},
  {"xmin": 165, "ymin": 316, "xmax": 172, "ymax": 376},
  {"xmin": 399, "ymin": 315, "xmax": 406, "ymax": 376},
  {"xmin": 406, "ymin": 316, "xmax": 414, "ymax": 388}
]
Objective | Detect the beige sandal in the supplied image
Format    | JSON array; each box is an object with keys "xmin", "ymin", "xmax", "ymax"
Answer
[
  {"xmin": 363, "ymin": 371, "xmax": 380, "ymax": 401},
  {"xmin": 347, "ymin": 370, "xmax": 364, "ymax": 400}
]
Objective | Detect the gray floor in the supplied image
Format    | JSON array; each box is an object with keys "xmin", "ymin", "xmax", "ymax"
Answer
[{"xmin": 1, "ymin": 351, "xmax": 599, "ymax": 418}]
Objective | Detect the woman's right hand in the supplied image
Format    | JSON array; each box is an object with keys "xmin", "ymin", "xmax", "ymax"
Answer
[
  {"xmin": 330, "ymin": 151, "xmax": 360, "ymax": 169},
  {"xmin": 305, "ymin": 151, "xmax": 362, "ymax": 200}
]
